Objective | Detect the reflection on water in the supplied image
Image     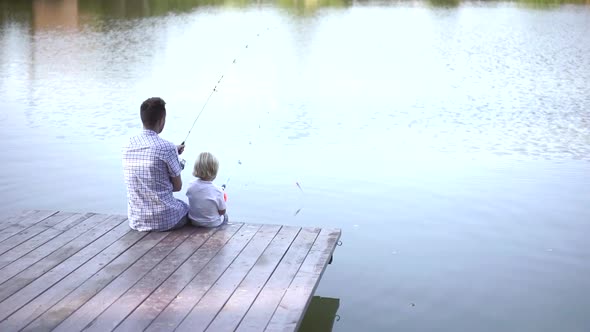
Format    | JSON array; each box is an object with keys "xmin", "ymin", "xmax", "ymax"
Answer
[
  {"xmin": 1, "ymin": 1, "xmax": 590, "ymax": 332},
  {"xmin": 516, "ymin": 0, "xmax": 590, "ymax": 8},
  {"xmin": 300, "ymin": 296, "xmax": 340, "ymax": 332},
  {"xmin": 2, "ymin": 0, "xmax": 589, "ymax": 158},
  {"xmin": 3, "ymin": 0, "xmax": 590, "ymax": 24},
  {"xmin": 427, "ymin": 0, "xmax": 461, "ymax": 7},
  {"xmin": 1, "ymin": 0, "xmax": 354, "ymax": 22},
  {"xmin": 32, "ymin": 0, "xmax": 77, "ymax": 30}
]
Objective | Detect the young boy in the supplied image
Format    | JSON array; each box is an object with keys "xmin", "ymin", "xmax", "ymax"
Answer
[{"xmin": 186, "ymin": 152, "xmax": 228, "ymax": 227}]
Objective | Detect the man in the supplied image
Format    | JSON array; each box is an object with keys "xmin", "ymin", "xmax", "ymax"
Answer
[{"xmin": 122, "ymin": 97, "xmax": 189, "ymax": 231}]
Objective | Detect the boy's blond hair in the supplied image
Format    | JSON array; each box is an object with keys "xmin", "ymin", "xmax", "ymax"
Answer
[{"xmin": 193, "ymin": 152, "xmax": 219, "ymax": 181}]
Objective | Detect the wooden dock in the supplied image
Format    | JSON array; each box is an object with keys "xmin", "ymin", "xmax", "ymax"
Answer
[{"xmin": 0, "ymin": 210, "xmax": 341, "ymax": 332}]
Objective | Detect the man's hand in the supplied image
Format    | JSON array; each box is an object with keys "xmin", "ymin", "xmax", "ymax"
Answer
[{"xmin": 177, "ymin": 144, "xmax": 185, "ymax": 155}]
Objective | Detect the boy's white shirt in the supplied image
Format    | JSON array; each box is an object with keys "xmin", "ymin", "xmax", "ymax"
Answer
[{"xmin": 186, "ymin": 179, "xmax": 226, "ymax": 227}]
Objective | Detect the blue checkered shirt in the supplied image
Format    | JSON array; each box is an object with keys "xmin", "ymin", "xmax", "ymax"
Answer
[{"xmin": 122, "ymin": 129, "xmax": 189, "ymax": 231}]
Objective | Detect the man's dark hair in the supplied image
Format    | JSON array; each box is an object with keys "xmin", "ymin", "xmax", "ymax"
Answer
[{"xmin": 140, "ymin": 97, "xmax": 166, "ymax": 128}]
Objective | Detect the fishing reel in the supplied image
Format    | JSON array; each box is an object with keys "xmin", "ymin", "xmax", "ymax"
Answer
[
  {"xmin": 179, "ymin": 158, "xmax": 186, "ymax": 170},
  {"xmin": 221, "ymin": 184, "xmax": 228, "ymax": 201}
]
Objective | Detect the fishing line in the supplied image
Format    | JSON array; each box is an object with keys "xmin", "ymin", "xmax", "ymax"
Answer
[
  {"xmin": 221, "ymin": 104, "xmax": 275, "ymax": 191},
  {"xmin": 293, "ymin": 181, "xmax": 304, "ymax": 216},
  {"xmin": 176, "ymin": 27, "xmax": 306, "ymax": 218},
  {"xmin": 220, "ymin": 103, "xmax": 305, "ymax": 218},
  {"xmin": 181, "ymin": 28, "xmax": 271, "ymax": 146}
]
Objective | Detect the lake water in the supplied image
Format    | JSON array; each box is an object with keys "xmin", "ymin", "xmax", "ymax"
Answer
[{"xmin": 1, "ymin": 0, "xmax": 590, "ymax": 331}]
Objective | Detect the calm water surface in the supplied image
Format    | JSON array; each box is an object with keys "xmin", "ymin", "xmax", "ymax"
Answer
[{"xmin": 1, "ymin": 0, "xmax": 590, "ymax": 331}]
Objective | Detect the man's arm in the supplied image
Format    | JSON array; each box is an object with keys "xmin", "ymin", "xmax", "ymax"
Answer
[
  {"xmin": 171, "ymin": 175, "xmax": 182, "ymax": 192},
  {"xmin": 164, "ymin": 142, "xmax": 184, "ymax": 192}
]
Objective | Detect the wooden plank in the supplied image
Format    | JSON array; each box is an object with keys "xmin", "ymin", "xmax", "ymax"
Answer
[
  {"xmin": 83, "ymin": 227, "xmax": 219, "ymax": 332},
  {"xmin": 264, "ymin": 228, "xmax": 341, "ymax": 332},
  {"xmin": 0, "ymin": 210, "xmax": 38, "ymax": 227},
  {"xmin": 0, "ymin": 209, "xmax": 340, "ymax": 332},
  {"xmin": 0, "ymin": 228, "xmax": 147, "ymax": 331},
  {"xmin": 235, "ymin": 227, "xmax": 322, "ymax": 332},
  {"xmin": 144, "ymin": 224, "xmax": 262, "ymax": 332},
  {"xmin": 0, "ymin": 214, "xmax": 123, "ymax": 302},
  {"xmin": 205, "ymin": 226, "xmax": 301, "ymax": 332},
  {"xmin": 0, "ymin": 213, "xmax": 95, "ymax": 271},
  {"xmin": 0, "ymin": 210, "xmax": 58, "ymax": 243},
  {"xmin": 52, "ymin": 213, "xmax": 95, "ymax": 232},
  {"xmin": 0, "ymin": 216, "xmax": 130, "ymax": 321},
  {"xmin": 176, "ymin": 224, "xmax": 287, "ymax": 332},
  {"xmin": 52, "ymin": 226, "xmax": 197, "ymax": 332},
  {"xmin": 114, "ymin": 223, "xmax": 244, "ymax": 332},
  {"xmin": 0, "ymin": 212, "xmax": 74, "ymax": 256},
  {"xmin": 0, "ymin": 210, "xmax": 57, "ymax": 229},
  {"xmin": 22, "ymin": 231, "xmax": 171, "ymax": 332},
  {"xmin": 0, "ymin": 213, "xmax": 91, "ymax": 267}
]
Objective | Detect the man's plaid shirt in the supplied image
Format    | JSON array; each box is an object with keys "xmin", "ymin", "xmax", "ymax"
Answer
[{"xmin": 123, "ymin": 129, "xmax": 189, "ymax": 231}]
